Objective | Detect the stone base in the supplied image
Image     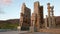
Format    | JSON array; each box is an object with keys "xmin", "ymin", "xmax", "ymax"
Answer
[
  {"xmin": 39, "ymin": 29, "xmax": 60, "ymax": 33},
  {"xmin": 21, "ymin": 26, "xmax": 29, "ymax": 31},
  {"xmin": 30, "ymin": 26, "xmax": 34, "ymax": 32},
  {"xmin": 19, "ymin": 32, "xmax": 51, "ymax": 34}
]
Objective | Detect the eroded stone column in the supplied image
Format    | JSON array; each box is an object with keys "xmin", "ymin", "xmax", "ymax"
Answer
[
  {"xmin": 47, "ymin": 3, "xmax": 51, "ymax": 28},
  {"xmin": 51, "ymin": 6, "xmax": 56, "ymax": 28},
  {"xmin": 20, "ymin": 3, "xmax": 31, "ymax": 30},
  {"xmin": 30, "ymin": 20, "xmax": 34, "ymax": 32},
  {"xmin": 30, "ymin": 13, "xmax": 36, "ymax": 32},
  {"xmin": 45, "ymin": 15, "xmax": 48, "ymax": 28}
]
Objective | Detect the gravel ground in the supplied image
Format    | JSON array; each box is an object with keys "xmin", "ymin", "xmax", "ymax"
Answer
[
  {"xmin": 0, "ymin": 31, "xmax": 28, "ymax": 34},
  {"xmin": 0, "ymin": 31, "xmax": 54, "ymax": 34}
]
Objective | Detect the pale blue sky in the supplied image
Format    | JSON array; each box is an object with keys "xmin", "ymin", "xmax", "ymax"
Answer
[{"xmin": 0, "ymin": 0, "xmax": 60, "ymax": 20}]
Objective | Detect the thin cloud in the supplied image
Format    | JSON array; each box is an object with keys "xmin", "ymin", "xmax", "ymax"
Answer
[
  {"xmin": 0, "ymin": 0, "xmax": 12, "ymax": 5},
  {"xmin": 0, "ymin": 0, "xmax": 13, "ymax": 14}
]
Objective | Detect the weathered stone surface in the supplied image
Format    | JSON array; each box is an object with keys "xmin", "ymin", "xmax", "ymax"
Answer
[
  {"xmin": 39, "ymin": 29, "xmax": 60, "ymax": 33},
  {"xmin": 45, "ymin": 3, "xmax": 56, "ymax": 28},
  {"xmin": 20, "ymin": 3, "xmax": 31, "ymax": 30},
  {"xmin": 31, "ymin": 1, "xmax": 44, "ymax": 32}
]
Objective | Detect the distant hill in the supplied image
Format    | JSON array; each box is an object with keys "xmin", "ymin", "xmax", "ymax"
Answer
[
  {"xmin": 0, "ymin": 16, "xmax": 60, "ymax": 25},
  {"xmin": 0, "ymin": 19, "xmax": 19, "ymax": 29},
  {"xmin": 0, "ymin": 19, "xmax": 19, "ymax": 24},
  {"xmin": 7, "ymin": 19, "xmax": 19, "ymax": 24}
]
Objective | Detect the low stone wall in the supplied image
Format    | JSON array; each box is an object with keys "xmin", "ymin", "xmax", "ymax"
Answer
[{"xmin": 39, "ymin": 29, "xmax": 60, "ymax": 33}]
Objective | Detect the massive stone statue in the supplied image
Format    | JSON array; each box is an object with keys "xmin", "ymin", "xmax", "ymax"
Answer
[{"xmin": 20, "ymin": 3, "xmax": 31, "ymax": 30}]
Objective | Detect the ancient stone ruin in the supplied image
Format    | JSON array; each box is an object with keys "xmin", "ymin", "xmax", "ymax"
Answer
[{"xmin": 20, "ymin": 1, "xmax": 58, "ymax": 32}]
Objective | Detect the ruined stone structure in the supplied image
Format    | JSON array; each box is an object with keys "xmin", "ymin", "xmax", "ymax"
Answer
[
  {"xmin": 20, "ymin": 3, "xmax": 31, "ymax": 30},
  {"xmin": 20, "ymin": 1, "xmax": 57, "ymax": 32},
  {"xmin": 31, "ymin": 1, "xmax": 44, "ymax": 32},
  {"xmin": 45, "ymin": 3, "xmax": 56, "ymax": 28}
]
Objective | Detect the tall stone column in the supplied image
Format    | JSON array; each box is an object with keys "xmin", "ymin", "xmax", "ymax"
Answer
[
  {"xmin": 33, "ymin": 1, "xmax": 44, "ymax": 31},
  {"xmin": 30, "ymin": 20, "xmax": 34, "ymax": 32},
  {"xmin": 36, "ymin": 14, "xmax": 40, "ymax": 32},
  {"xmin": 34, "ymin": 2, "xmax": 40, "ymax": 32},
  {"xmin": 20, "ymin": 3, "xmax": 31, "ymax": 30},
  {"xmin": 45, "ymin": 15, "xmax": 48, "ymax": 28},
  {"xmin": 51, "ymin": 6, "xmax": 56, "ymax": 28},
  {"xmin": 30, "ymin": 13, "xmax": 36, "ymax": 32},
  {"xmin": 47, "ymin": 3, "xmax": 51, "ymax": 28}
]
